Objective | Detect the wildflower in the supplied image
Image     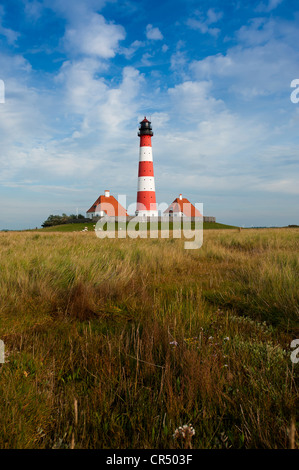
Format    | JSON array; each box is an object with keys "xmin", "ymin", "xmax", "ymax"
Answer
[
  {"xmin": 224, "ymin": 337, "xmax": 230, "ymax": 341},
  {"xmin": 173, "ymin": 424, "xmax": 195, "ymax": 449},
  {"xmin": 170, "ymin": 341, "xmax": 178, "ymax": 347},
  {"xmin": 184, "ymin": 337, "xmax": 198, "ymax": 346}
]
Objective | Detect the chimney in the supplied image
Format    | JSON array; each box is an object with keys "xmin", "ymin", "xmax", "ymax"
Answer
[
  {"xmin": 179, "ymin": 194, "xmax": 182, "ymax": 200},
  {"xmin": 104, "ymin": 190, "xmax": 110, "ymax": 198}
]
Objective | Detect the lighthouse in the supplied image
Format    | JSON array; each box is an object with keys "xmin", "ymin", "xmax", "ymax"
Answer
[{"xmin": 135, "ymin": 117, "xmax": 158, "ymax": 217}]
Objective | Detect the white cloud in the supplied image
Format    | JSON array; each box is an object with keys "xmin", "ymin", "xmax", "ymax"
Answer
[
  {"xmin": 120, "ymin": 40, "xmax": 145, "ymax": 59},
  {"xmin": 206, "ymin": 8, "xmax": 223, "ymax": 24},
  {"xmin": 190, "ymin": 16, "xmax": 299, "ymax": 99},
  {"xmin": 0, "ymin": 46, "xmax": 143, "ymax": 207},
  {"xmin": 145, "ymin": 24, "xmax": 163, "ymax": 40},
  {"xmin": 187, "ymin": 8, "xmax": 223, "ymax": 37},
  {"xmin": 141, "ymin": 52, "xmax": 153, "ymax": 66},
  {"xmin": 170, "ymin": 43, "xmax": 189, "ymax": 79},
  {"xmin": 64, "ymin": 13, "xmax": 125, "ymax": 58},
  {"xmin": 171, "ymin": 50, "xmax": 187, "ymax": 71},
  {"xmin": 0, "ymin": 71, "xmax": 52, "ymax": 186},
  {"xmin": 56, "ymin": 58, "xmax": 108, "ymax": 113},
  {"xmin": 168, "ymin": 80, "xmax": 225, "ymax": 119},
  {"xmin": 43, "ymin": 0, "xmax": 107, "ymax": 22},
  {"xmin": 40, "ymin": 2, "xmax": 127, "ymax": 60},
  {"xmin": 256, "ymin": 0, "xmax": 283, "ymax": 12},
  {"xmin": 90, "ymin": 66, "xmax": 145, "ymax": 132},
  {"xmin": 149, "ymin": 112, "xmax": 169, "ymax": 129},
  {"xmin": 187, "ymin": 18, "xmax": 220, "ymax": 37}
]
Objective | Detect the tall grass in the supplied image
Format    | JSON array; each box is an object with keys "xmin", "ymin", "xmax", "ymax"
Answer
[{"xmin": 0, "ymin": 229, "xmax": 298, "ymax": 448}]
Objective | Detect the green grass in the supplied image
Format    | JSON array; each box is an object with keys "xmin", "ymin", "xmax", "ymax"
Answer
[
  {"xmin": 39, "ymin": 222, "xmax": 93, "ymax": 232},
  {"xmin": 0, "ymin": 229, "xmax": 298, "ymax": 449},
  {"xmin": 39, "ymin": 221, "xmax": 237, "ymax": 232}
]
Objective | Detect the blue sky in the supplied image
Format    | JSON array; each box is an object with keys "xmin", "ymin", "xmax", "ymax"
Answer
[{"xmin": 0, "ymin": 0, "xmax": 298, "ymax": 229}]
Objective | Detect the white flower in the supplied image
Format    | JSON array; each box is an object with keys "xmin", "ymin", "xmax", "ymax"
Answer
[{"xmin": 173, "ymin": 424, "xmax": 195, "ymax": 439}]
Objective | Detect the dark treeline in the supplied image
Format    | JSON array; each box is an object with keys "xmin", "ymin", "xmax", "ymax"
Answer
[{"xmin": 42, "ymin": 213, "xmax": 88, "ymax": 227}]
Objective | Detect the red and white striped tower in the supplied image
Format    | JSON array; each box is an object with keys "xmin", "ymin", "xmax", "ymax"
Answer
[{"xmin": 135, "ymin": 117, "xmax": 158, "ymax": 217}]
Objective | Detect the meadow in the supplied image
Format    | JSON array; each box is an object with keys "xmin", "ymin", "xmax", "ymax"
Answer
[{"xmin": 0, "ymin": 228, "xmax": 298, "ymax": 449}]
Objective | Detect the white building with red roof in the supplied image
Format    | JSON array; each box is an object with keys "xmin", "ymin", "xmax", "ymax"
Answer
[
  {"xmin": 164, "ymin": 194, "xmax": 203, "ymax": 218},
  {"xmin": 86, "ymin": 190, "xmax": 128, "ymax": 218}
]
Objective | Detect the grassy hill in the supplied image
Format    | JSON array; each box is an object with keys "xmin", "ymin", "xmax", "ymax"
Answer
[{"xmin": 40, "ymin": 221, "xmax": 238, "ymax": 232}]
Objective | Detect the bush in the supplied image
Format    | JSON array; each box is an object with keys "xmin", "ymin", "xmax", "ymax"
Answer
[{"xmin": 42, "ymin": 214, "xmax": 86, "ymax": 227}]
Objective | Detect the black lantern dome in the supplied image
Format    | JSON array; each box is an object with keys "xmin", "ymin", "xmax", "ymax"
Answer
[{"xmin": 138, "ymin": 116, "xmax": 153, "ymax": 136}]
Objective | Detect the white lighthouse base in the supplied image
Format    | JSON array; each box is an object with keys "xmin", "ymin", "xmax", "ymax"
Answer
[{"xmin": 135, "ymin": 210, "xmax": 159, "ymax": 218}]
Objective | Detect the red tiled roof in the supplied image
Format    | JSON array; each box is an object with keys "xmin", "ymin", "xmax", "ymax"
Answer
[
  {"xmin": 164, "ymin": 197, "xmax": 202, "ymax": 217},
  {"xmin": 87, "ymin": 194, "xmax": 128, "ymax": 217}
]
